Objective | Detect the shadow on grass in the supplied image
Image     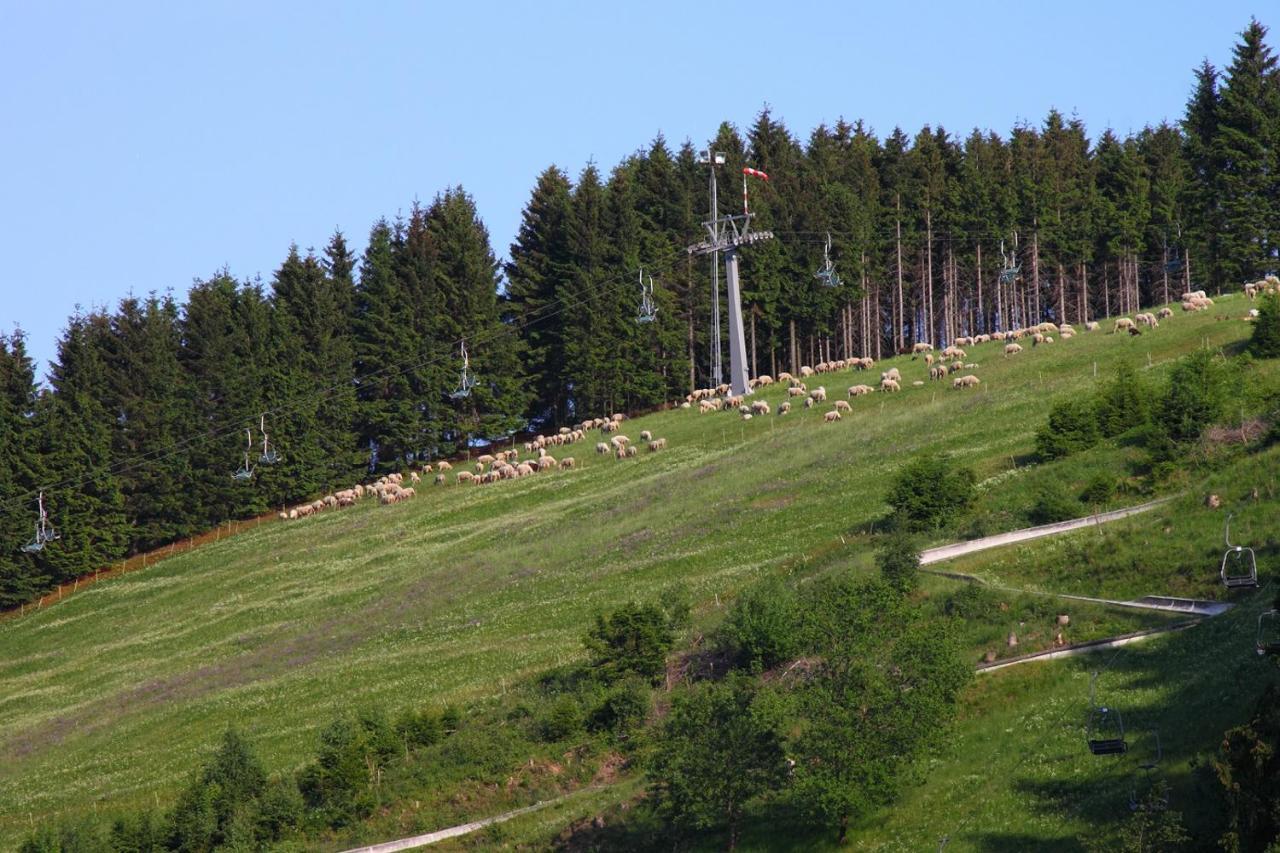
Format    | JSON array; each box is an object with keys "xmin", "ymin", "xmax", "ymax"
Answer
[{"xmin": 967, "ymin": 831, "xmax": 1088, "ymax": 852}]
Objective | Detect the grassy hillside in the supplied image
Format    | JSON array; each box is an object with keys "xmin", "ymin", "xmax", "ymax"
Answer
[{"xmin": 0, "ymin": 297, "xmax": 1262, "ymax": 846}]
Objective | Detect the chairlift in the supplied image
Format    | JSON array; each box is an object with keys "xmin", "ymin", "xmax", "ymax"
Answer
[
  {"xmin": 20, "ymin": 491, "xmax": 60, "ymax": 554},
  {"xmin": 1128, "ymin": 731, "xmax": 1169, "ymax": 812},
  {"xmin": 1086, "ymin": 672, "xmax": 1128, "ymax": 755},
  {"xmin": 814, "ymin": 232, "xmax": 842, "ymax": 288},
  {"xmin": 1257, "ymin": 609, "xmax": 1280, "ymax": 656},
  {"xmin": 232, "ymin": 428, "xmax": 255, "ymax": 481},
  {"xmin": 258, "ymin": 414, "xmax": 281, "ymax": 465},
  {"xmin": 637, "ymin": 270, "xmax": 658, "ymax": 324},
  {"xmin": 999, "ymin": 234, "xmax": 1022, "ymax": 286},
  {"xmin": 1221, "ymin": 513, "xmax": 1259, "ymax": 589},
  {"xmin": 449, "ymin": 340, "xmax": 477, "ymax": 400}
]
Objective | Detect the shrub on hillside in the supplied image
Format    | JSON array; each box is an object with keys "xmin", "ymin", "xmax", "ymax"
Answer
[
  {"xmin": 1079, "ymin": 474, "xmax": 1117, "ymax": 505},
  {"xmin": 1212, "ymin": 684, "xmax": 1280, "ymax": 850},
  {"xmin": 1157, "ymin": 349, "xmax": 1236, "ymax": 443},
  {"xmin": 588, "ymin": 676, "xmax": 651, "ymax": 736},
  {"xmin": 1249, "ymin": 292, "xmax": 1280, "ymax": 358},
  {"xmin": 1026, "ymin": 484, "xmax": 1081, "ymax": 525},
  {"xmin": 584, "ymin": 601, "xmax": 677, "ymax": 685},
  {"xmin": 1035, "ymin": 397, "xmax": 1101, "ymax": 460},
  {"xmin": 538, "ymin": 695, "xmax": 583, "ymax": 742},
  {"xmin": 646, "ymin": 677, "xmax": 788, "ymax": 850},
  {"xmin": 718, "ymin": 576, "xmax": 801, "ymax": 672},
  {"xmin": 1094, "ymin": 362, "xmax": 1153, "ymax": 438},
  {"xmin": 885, "ymin": 453, "xmax": 975, "ymax": 530},
  {"xmin": 876, "ymin": 530, "xmax": 921, "ymax": 594}
]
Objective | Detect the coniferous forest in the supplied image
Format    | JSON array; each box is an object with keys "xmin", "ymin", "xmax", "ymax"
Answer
[{"xmin": 1, "ymin": 20, "xmax": 1278, "ymax": 609}]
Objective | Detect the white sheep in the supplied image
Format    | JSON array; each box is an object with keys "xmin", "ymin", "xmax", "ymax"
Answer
[
  {"xmin": 1004, "ymin": 343, "xmax": 1023, "ymax": 357},
  {"xmin": 880, "ymin": 378, "xmax": 901, "ymax": 392},
  {"xmin": 834, "ymin": 399, "xmax": 852, "ymax": 412},
  {"xmin": 824, "ymin": 410, "xmax": 842, "ymax": 423}
]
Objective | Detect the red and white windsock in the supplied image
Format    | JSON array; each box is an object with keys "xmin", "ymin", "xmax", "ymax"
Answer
[{"xmin": 741, "ymin": 167, "xmax": 769, "ymax": 215}]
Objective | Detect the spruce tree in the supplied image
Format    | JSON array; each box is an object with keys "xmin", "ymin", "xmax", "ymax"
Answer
[
  {"xmin": 505, "ymin": 166, "xmax": 574, "ymax": 425},
  {"xmin": 1213, "ymin": 19, "xmax": 1280, "ymax": 286},
  {"xmin": 427, "ymin": 187, "xmax": 528, "ymax": 450},
  {"xmin": 1183, "ymin": 60, "xmax": 1224, "ymax": 291},
  {"xmin": 0, "ymin": 331, "xmax": 48, "ymax": 606},
  {"xmin": 35, "ymin": 314, "xmax": 128, "ymax": 582}
]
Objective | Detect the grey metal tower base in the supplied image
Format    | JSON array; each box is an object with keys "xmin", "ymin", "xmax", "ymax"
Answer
[{"xmin": 724, "ymin": 249, "xmax": 750, "ymax": 397}]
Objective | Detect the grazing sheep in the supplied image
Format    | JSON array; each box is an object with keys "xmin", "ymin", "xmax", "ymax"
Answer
[
  {"xmin": 788, "ymin": 386, "xmax": 806, "ymax": 397},
  {"xmin": 626, "ymin": 445, "xmax": 638, "ymax": 457},
  {"xmin": 824, "ymin": 410, "xmax": 842, "ymax": 423},
  {"xmin": 810, "ymin": 386, "xmax": 827, "ymax": 402},
  {"xmin": 912, "ymin": 342, "xmax": 933, "ymax": 354},
  {"xmin": 834, "ymin": 399, "xmax": 852, "ymax": 412},
  {"xmin": 1032, "ymin": 332, "xmax": 1045, "ymax": 346},
  {"xmin": 779, "ymin": 401, "xmax": 792, "ymax": 415},
  {"xmin": 880, "ymin": 378, "xmax": 901, "ymax": 392},
  {"xmin": 516, "ymin": 462, "xmax": 534, "ymax": 476},
  {"xmin": 1085, "ymin": 321, "xmax": 1100, "ymax": 331},
  {"xmin": 924, "ymin": 353, "xmax": 935, "ymax": 367},
  {"xmin": 596, "ymin": 441, "xmax": 610, "ymax": 454},
  {"xmin": 741, "ymin": 412, "xmax": 753, "ymax": 420},
  {"xmin": 640, "ymin": 430, "xmax": 652, "ymax": 442},
  {"xmin": 952, "ymin": 374, "xmax": 981, "ymax": 389},
  {"xmin": 437, "ymin": 460, "xmax": 452, "ymax": 472},
  {"xmin": 881, "ymin": 367, "xmax": 901, "ymax": 383},
  {"xmin": 751, "ymin": 400, "xmax": 771, "ymax": 415},
  {"xmin": 435, "ymin": 474, "xmax": 446, "ymax": 485},
  {"xmin": 1128, "ymin": 325, "xmax": 1142, "ymax": 336},
  {"xmin": 1043, "ymin": 336, "xmax": 1054, "ymax": 344},
  {"xmin": 648, "ymin": 438, "xmax": 667, "ymax": 451},
  {"xmin": 1113, "ymin": 317, "xmax": 1135, "ymax": 333},
  {"xmin": 848, "ymin": 384, "xmax": 874, "ymax": 396},
  {"xmin": 457, "ymin": 471, "xmax": 474, "ymax": 484},
  {"xmin": 1157, "ymin": 307, "xmax": 1173, "ymax": 319},
  {"xmin": 1004, "ymin": 343, "xmax": 1023, "ymax": 357},
  {"xmin": 477, "ymin": 454, "xmax": 495, "ymax": 465},
  {"xmin": 680, "ymin": 401, "xmax": 691, "ymax": 409},
  {"xmin": 560, "ymin": 457, "xmax": 575, "ymax": 470},
  {"xmin": 929, "ymin": 365, "xmax": 946, "ymax": 381},
  {"xmin": 777, "ymin": 371, "xmax": 793, "ymax": 383},
  {"xmin": 803, "ymin": 397, "xmax": 815, "ymax": 409},
  {"xmin": 799, "ymin": 365, "xmax": 815, "ymax": 377}
]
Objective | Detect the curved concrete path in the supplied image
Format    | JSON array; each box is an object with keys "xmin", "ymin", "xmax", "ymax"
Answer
[
  {"xmin": 919, "ymin": 497, "xmax": 1172, "ymax": 566},
  {"xmin": 340, "ymin": 794, "xmax": 573, "ymax": 852}
]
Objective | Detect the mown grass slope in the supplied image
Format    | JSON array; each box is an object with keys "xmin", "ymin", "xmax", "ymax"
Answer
[{"xmin": 0, "ymin": 297, "xmax": 1258, "ymax": 844}]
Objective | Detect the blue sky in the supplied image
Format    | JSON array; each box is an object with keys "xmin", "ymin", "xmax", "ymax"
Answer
[{"xmin": 0, "ymin": 1, "xmax": 1266, "ymax": 377}]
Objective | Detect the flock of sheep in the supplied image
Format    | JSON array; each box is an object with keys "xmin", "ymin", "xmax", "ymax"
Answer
[
  {"xmin": 280, "ymin": 286, "xmax": 1251, "ymax": 522},
  {"xmin": 677, "ymin": 288, "xmax": 1239, "ymax": 431},
  {"xmin": 279, "ymin": 414, "xmax": 670, "ymax": 521}
]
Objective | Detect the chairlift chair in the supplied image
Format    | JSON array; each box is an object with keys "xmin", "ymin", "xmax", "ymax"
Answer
[
  {"xmin": 636, "ymin": 271, "xmax": 658, "ymax": 324},
  {"xmin": 814, "ymin": 233, "xmax": 842, "ymax": 288},
  {"xmin": 1257, "ymin": 610, "xmax": 1280, "ymax": 656},
  {"xmin": 20, "ymin": 491, "xmax": 59, "ymax": 554},
  {"xmin": 999, "ymin": 237, "xmax": 1022, "ymax": 286},
  {"xmin": 258, "ymin": 414, "xmax": 281, "ymax": 465},
  {"xmin": 1221, "ymin": 513, "xmax": 1259, "ymax": 589},
  {"xmin": 449, "ymin": 341, "xmax": 477, "ymax": 400},
  {"xmin": 1086, "ymin": 673, "xmax": 1128, "ymax": 755},
  {"xmin": 1128, "ymin": 731, "xmax": 1169, "ymax": 811},
  {"xmin": 232, "ymin": 428, "xmax": 255, "ymax": 481}
]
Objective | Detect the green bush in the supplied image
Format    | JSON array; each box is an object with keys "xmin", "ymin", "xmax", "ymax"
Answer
[
  {"xmin": 1035, "ymin": 397, "xmax": 1101, "ymax": 460},
  {"xmin": 1079, "ymin": 474, "xmax": 1117, "ymax": 505},
  {"xmin": 885, "ymin": 453, "xmax": 975, "ymax": 529},
  {"xmin": 942, "ymin": 583, "xmax": 1001, "ymax": 621},
  {"xmin": 1157, "ymin": 349, "xmax": 1235, "ymax": 443},
  {"xmin": 1094, "ymin": 362, "xmax": 1153, "ymax": 438},
  {"xmin": 538, "ymin": 695, "xmax": 583, "ymax": 742},
  {"xmin": 589, "ymin": 676, "xmax": 651, "ymax": 736},
  {"xmin": 1026, "ymin": 484, "xmax": 1081, "ymax": 525},
  {"xmin": 296, "ymin": 718, "xmax": 378, "ymax": 827},
  {"xmin": 876, "ymin": 530, "xmax": 921, "ymax": 594},
  {"xmin": 1249, "ymin": 292, "xmax": 1280, "ymax": 358},
  {"xmin": 718, "ymin": 576, "xmax": 801, "ymax": 672},
  {"xmin": 395, "ymin": 707, "xmax": 445, "ymax": 748},
  {"xmin": 584, "ymin": 601, "xmax": 676, "ymax": 685}
]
